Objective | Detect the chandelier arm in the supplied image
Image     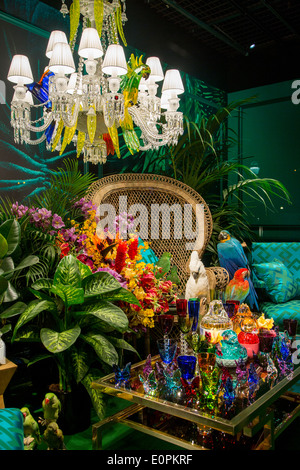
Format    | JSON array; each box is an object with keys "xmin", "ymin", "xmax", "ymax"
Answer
[
  {"xmin": 23, "ymin": 134, "xmax": 47, "ymax": 145},
  {"xmin": 128, "ymin": 106, "xmax": 173, "ymax": 144},
  {"xmin": 24, "ymin": 115, "xmax": 53, "ymax": 133},
  {"xmin": 61, "ymin": 99, "xmax": 80, "ymax": 128}
]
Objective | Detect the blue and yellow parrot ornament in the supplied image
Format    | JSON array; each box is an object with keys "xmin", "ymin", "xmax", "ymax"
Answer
[{"xmin": 217, "ymin": 230, "xmax": 259, "ymax": 310}]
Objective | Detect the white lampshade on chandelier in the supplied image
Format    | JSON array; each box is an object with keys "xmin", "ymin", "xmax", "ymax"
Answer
[
  {"xmin": 46, "ymin": 30, "xmax": 68, "ymax": 59},
  {"xmin": 8, "ymin": 0, "xmax": 185, "ymax": 165}
]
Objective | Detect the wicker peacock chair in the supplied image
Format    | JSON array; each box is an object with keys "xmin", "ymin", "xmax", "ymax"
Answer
[{"xmin": 86, "ymin": 173, "xmax": 229, "ymax": 352}]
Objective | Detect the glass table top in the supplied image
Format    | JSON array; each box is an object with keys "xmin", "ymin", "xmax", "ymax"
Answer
[{"xmin": 92, "ymin": 353, "xmax": 300, "ymax": 435}]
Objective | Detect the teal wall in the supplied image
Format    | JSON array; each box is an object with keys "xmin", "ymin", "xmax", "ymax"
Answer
[{"xmin": 228, "ymin": 80, "xmax": 300, "ymax": 242}]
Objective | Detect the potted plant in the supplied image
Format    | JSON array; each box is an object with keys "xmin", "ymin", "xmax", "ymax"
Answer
[{"xmin": 0, "ymin": 254, "xmax": 140, "ymax": 434}]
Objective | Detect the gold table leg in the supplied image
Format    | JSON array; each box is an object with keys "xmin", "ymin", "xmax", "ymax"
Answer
[{"xmin": 92, "ymin": 403, "xmax": 145, "ymax": 450}]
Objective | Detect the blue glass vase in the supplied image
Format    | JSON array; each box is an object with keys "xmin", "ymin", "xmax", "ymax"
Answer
[
  {"xmin": 157, "ymin": 338, "xmax": 177, "ymax": 364},
  {"xmin": 188, "ymin": 298, "xmax": 200, "ymax": 332},
  {"xmin": 177, "ymin": 355, "xmax": 196, "ymax": 380}
]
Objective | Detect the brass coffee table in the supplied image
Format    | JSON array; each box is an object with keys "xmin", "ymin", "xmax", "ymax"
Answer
[{"xmin": 91, "ymin": 355, "xmax": 300, "ymax": 450}]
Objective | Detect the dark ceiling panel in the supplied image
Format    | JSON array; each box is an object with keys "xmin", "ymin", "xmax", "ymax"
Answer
[{"xmin": 35, "ymin": 1, "xmax": 300, "ymax": 90}]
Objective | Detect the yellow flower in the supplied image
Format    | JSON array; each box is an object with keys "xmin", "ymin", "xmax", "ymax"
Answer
[
  {"xmin": 123, "ymin": 267, "xmax": 135, "ymax": 280},
  {"xmin": 209, "ymin": 330, "xmax": 223, "ymax": 346},
  {"xmin": 128, "ymin": 279, "xmax": 137, "ymax": 291},
  {"xmin": 133, "ymin": 286, "xmax": 146, "ymax": 301},
  {"xmin": 257, "ymin": 314, "xmax": 274, "ymax": 330},
  {"xmin": 143, "ymin": 308, "xmax": 154, "ymax": 317},
  {"xmin": 142, "ymin": 317, "xmax": 155, "ymax": 328}
]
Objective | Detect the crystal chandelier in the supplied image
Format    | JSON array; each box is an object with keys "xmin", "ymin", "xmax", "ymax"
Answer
[{"xmin": 7, "ymin": 0, "xmax": 184, "ymax": 165}]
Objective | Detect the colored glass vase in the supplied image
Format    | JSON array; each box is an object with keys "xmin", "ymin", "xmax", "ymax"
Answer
[
  {"xmin": 199, "ymin": 365, "xmax": 220, "ymax": 411},
  {"xmin": 258, "ymin": 329, "xmax": 276, "ymax": 353},
  {"xmin": 177, "ymin": 299, "xmax": 192, "ymax": 354},
  {"xmin": 197, "ymin": 352, "xmax": 216, "ymax": 372},
  {"xmin": 177, "ymin": 355, "xmax": 196, "ymax": 380},
  {"xmin": 158, "ymin": 314, "xmax": 174, "ymax": 337},
  {"xmin": 157, "ymin": 338, "xmax": 177, "ymax": 364},
  {"xmin": 223, "ymin": 302, "xmax": 236, "ymax": 319},
  {"xmin": 188, "ymin": 298, "xmax": 200, "ymax": 332},
  {"xmin": 283, "ymin": 318, "xmax": 298, "ymax": 337}
]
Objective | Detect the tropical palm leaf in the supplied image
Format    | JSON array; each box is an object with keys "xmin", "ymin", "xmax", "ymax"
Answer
[
  {"xmin": 29, "ymin": 159, "xmax": 97, "ymax": 219},
  {"xmin": 167, "ymin": 98, "xmax": 291, "ymax": 263}
]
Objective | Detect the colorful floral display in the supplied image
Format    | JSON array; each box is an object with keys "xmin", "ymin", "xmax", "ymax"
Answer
[{"xmin": 54, "ymin": 202, "xmax": 178, "ymax": 331}]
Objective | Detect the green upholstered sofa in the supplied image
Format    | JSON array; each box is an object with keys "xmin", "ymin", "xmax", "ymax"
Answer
[
  {"xmin": 0, "ymin": 408, "xmax": 24, "ymax": 450},
  {"xmin": 250, "ymin": 242, "xmax": 300, "ymax": 329}
]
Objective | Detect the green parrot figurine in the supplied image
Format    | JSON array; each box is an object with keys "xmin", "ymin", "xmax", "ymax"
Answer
[
  {"xmin": 21, "ymin": 407, "xmax": 41, "ymax": 450},
  {"xmin": 43, "ymin": 422, "xmax": 65, "ymax": 450},
  {"xmin": 154, "ymin": 252, "xmax": 172, "ymax": 279},
  {"xmin": 42, "ymin": 393, "xmax": 61, "ymax": 425},
  {"xmin": 119, "ymin": 54, "xmax": 151, "ymax": 154},
  {"xmin": 167, "ymin": 265, "xmax": 180, "ymax": 286}
]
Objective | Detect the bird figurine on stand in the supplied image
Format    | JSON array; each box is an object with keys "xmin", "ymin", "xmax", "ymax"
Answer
[
  {"xmin": 224, "ymin": 268, "xmax": 251, "ymax": 304},
  {"xmin": 40, "ymin": 393, "xmax": 61, "ymax": 426},
  {"xmin": 39, "ymin": 393, "xmax": 65, "ymax": 450},
  {"xmin": 21, "ymin": 407, "xmax": 41, "ymax": 450},
  {"xmin": 185, "ymin": 251, "xmax": 209, "ymax": 317},
  {"xmin": 217, "ymin": 230, "xmax": 258, "ymax": 310},
  {"xmin": 43, "ymin": 422, "xmax": 65, "ymax": 450}
]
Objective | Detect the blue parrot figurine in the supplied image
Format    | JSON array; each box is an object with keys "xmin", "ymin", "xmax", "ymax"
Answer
[{"xmin": 217, "ymin": 230, "xmax": 259, "ymax": 310}]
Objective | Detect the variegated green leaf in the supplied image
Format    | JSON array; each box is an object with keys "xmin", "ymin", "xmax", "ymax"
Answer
[
  {"xmin": 101, "ymin": 287, "xmax": 141, "ymax": 307},
  {"xmin": 71, "ymin": 347, "xmax": 89, "ymax": 383},
  {"xmin": 13, "ymin": 325, "xmax": 41, "ymax": 342},
  {"xmin": 76, "ymin": 258, "xmax": 92, "ymax": 280},
  {"xmin": 80, "ymin": 301, "xmax": 128, "ymax": 332},
  {"xmin": 82, "ymin": 372, "xmax": 105, "ymax": 420},
  {"xmin": 41, "ymin": 325, "xmax": 81, "ymax": 353},
  {"xmin": 81, "ymin": 333, "xmax": 118, "ymax": 366},
  {"xmin": 32, "ymin": 278, "xmax": 53, "ymax": 291},
  {"xmin": 108, "ymin": 336, "xmax": 140, "ymax": 358},
  {"xmin": 12, "ymin": 300, "xmax": 56, "ymax": 341},
  {"xmin": 54, "ymin": 254, "xmax": 81, "ymax": 288},
  {"xmin": 0, "ymin": 301, "xmax": 27, "ymax": 319},
  {"xmin": 83, "ymin": 272, "xmax": 122, "ymax": 298},
  {"xmin": 50, "ymin": 284, "xmax": 84, "ymax": 306}
]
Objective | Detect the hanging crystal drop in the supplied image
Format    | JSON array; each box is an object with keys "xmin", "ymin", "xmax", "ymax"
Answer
[{"xmin": 60, "ymin": 0, "xmax": 69, "ymax": 17}]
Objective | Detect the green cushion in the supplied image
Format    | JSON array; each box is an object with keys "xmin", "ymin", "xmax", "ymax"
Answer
[
  {"xmin": 253, "ymin": 260, "xmax": 298, "ymax": 303},
  {"xmin": 251, "ymin": 242, "xmax": 300, "ymax": 283},
  {"xmin": 260, "ymin": 300, "xmax": 300, "ymax": 329},
  {"xmin": 0, "ymin": 408, "xmax": 24, "ymax": 450}
]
